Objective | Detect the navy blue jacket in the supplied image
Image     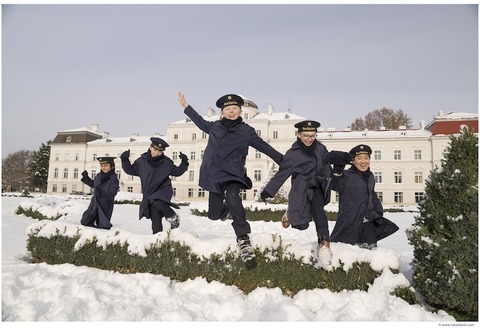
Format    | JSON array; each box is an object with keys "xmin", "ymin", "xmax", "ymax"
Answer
[
  {"xmin": 263, "ymin": 140, "xmax": 333, "ymax": 226},
  {"xmin": 330, "ymin": 167, "xmax": 383, "ymax": 244},
  {"xmin": 81, "ymin": 170, "xmax": 119, "ymax": 229},
  {"xmin": 184, "ymin": 105, "xmax": 283, "ymax": 193},
  {"xmin": 122, "ymin": 151, "xmax": 188, "ymax": 220}
]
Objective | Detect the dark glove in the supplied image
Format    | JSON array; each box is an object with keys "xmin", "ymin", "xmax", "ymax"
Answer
[
  {"xmin": 81, "ymin": 170, "xmax": 89, "ymax": 178},
  {"xmin": 179, "ymin": 151, "xmax": 188, "ymax": 163},
  {"xmin": 330, "ymin": 151, "xmax": 353, "ymax": 165},
  {"xmin": 260, "ymin": 190, "xmax": 272, "ymax": 204},
  {"xmin": 120, "ymin": 149, "xmax": 130, "ymax": 160},
  {"xmin": 333, "ymin": 164, "xmax": 345, "ymax": 175}
]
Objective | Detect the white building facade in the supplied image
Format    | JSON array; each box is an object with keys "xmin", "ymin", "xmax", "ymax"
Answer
[{"xmin": 46, "ymin": 99, "xmax": 478, "ymax": 206}]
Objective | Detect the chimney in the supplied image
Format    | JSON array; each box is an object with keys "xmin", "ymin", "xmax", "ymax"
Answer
[
  {"xmin": 208, "ymin": 108, "xmax": 216, "ymax": 117},
  {"xmin": 91, "ymin": 123, "xmax": 99, "ymax": 132},
  {"xmin": 268, "ymin": 103, "xmax": 274, "ymax": 115},
  {"xmin": 102, "ymin": 131, "xmax": 110, "ymax": 138},
  {"xmin": 420, "ymin": 120, "xmax": 425, "ymax": 129}
]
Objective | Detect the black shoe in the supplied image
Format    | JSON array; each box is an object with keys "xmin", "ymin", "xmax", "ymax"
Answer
[{"xmin": 237, "ymin": 235, "xmax": 256, "ymax": 268}]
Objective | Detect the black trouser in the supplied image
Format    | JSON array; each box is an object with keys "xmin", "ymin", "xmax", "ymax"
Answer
[
  {"xmin": 291, "ymin": 188, "xmax": 330, "ymax": 241},
  {"xmin": 208, "ymin": 182, "xmax": 250, "ymax": 238},
  {"xmin": 150, "ymin": 200, "xmax": 175, "ymax": 234}
]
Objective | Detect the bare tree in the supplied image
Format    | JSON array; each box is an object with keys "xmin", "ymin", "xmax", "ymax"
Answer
[
  {"xmin": 2, "ymin": 150, "xmax": 33, "ymax": 192},
  {"xmin": 349, "ymin": 107, "xmax": 413, "ymax": 131}
]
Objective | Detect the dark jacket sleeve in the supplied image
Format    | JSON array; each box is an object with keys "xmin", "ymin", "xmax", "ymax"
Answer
[
  {"xmin": 263, "ymin": 150, "xmax": 295, "ymax": 196},
  {"xmin": 81, "ymin": 176, "xmax": 94, "ymax": 188},
  {"xmin": 248, "ymin": 129, "xmax": 283, "ymax": 165},
  {"xmin": 121, "ymin": 158, "xmax": 139, "ymax": 176},
  {"xmin": 171, "ymin": 159, "xmax": 189, "ymax": 177},
  {"xmin": 184, "ymin": 105, "xmax": 215, "ymax": 133}
]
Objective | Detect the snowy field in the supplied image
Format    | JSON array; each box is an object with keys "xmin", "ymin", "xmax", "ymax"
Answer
[{"xmin": 2, "ymin": 193, "xmax": 456, "ymax": 324}]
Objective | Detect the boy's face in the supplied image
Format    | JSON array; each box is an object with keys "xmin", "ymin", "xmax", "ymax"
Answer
[
  {"xmin": 100, "ymin": 163, "xmax": 112, "ymax": 173},
  {"xmin": 150, "ymin": 146, "xmax": 163, "ymax": 158},
  {"xmin": 221, "ymin": 105, "xmax": 242, "ymax": 120},
  {"xmin": 353, "ymin": 154, "xmax": 370, "ymax": 172},
  {"xmin": 297, "ymin": 131, "xmax": 317, "ymax": 147}
]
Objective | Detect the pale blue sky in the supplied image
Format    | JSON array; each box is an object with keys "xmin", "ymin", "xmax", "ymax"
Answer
[{"xmin": 2, "ymin": 4, "xmax": 478, "ymax": 157}]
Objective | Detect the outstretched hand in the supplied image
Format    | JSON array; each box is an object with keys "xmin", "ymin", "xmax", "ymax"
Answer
[{"xmin": 178, "ymin": 91, "xmax": 189, "ymax": 109}]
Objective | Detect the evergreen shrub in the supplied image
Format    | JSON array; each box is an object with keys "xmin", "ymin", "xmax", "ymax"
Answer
[
  {"xmin": 15, "ymin": 205, "xmax": 62, "ymax": 221},
  {"xmin": 190, "ymin": 208, "xmax": 337, "ymax": 221},
  {"xmin": 27, "ymin": 231, "xmax": 408, "ymax": 298},
  {"xmin": 407, "ymin": 127, "xmax": 478, "ymax": 321}
]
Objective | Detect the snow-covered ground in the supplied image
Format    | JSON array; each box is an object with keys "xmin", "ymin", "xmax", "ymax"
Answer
[{"xmin": 2, "ymin": 192, "xmax": 455, "ymax": 323}]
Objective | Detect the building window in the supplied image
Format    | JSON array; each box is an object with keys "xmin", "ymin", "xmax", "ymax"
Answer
[
  {"xmin": 373, "ymin": 172, "xmax": 382, "ymax": 184},
  {"xmin": 201, "ymin": 150, "xmax": 204, "ymax": 159},
  {"xmin": 127, "ymin": 186, "xmax": 133, "ymax": 193},
  {"xmin": 414, "ymin": 149, "xmax": 422, "ymax": 160},
  {"xmin": 192, "ymin": 133, "xmax": 196, "ymax": 140},
  {"xmin": 75, "ymin": 153, "xmax": 79, "ymax": 161},
  {"xmin": 73, "ymin": 168, "xmax": 79, "ymax": 179},
  {"xmin": 256, "ymin": 130, "xmax": 261, "ymax": 137},
  {"xmin": 376, "ymin": 192, "xmax": 383, "ymax": 203},
  {"xmin": 254, "ymin": 169, "xmax": 262, "ymax": 182},
  {"xmin": 65, "ymin": 153, "xmax": 70, "ymax": 161},
  {"xmin": 173, "ymin": 188, "xmax": 176, "ymax": 197},
  {"xmin": 72, "ymin": 184, "xmax": 77, "ymax": 192},
  {"xmin": 255, "ymin": 150, "xmax": 261, "ymax": 159},
  {"xmin": 394, "ymin": 172, "xmax": 402, "ymax": 184},
  {"xmin": 394, "ymin": 192, "xmax": 403, "ymax": 203},
  {"xmin": 374, "ymin": 150, "xmax": 381, "ymax": 160},
  {"xmin": 62, "ymin": 184, "xmax": 67, "ymax": 193},
  {"xmin": 174, "ymin": 134, "xmax": 179, "ymax": 140},
  {"xmin": 273, "ymin": 131, "xmax": 279, "ymax": 139},
  {"xmin": 188, "ymin": 188, "xmax": 194, "ymax": 198},
  {"xmin": 335, "ymin": 191, "xmax": 340, "ymax": 203},
  {"xmin": 93, "ymin": 153, "xmax": 97, "ymax": 161},
  {"xmin": 52, "ymin": 184, "xmax": 57, "ymax": 192},
  {"xmin": 63, "ymin": 168, "xmax": 69, "ymax": 179},
  {"xmin": 394, "ymin": 150, "xmax": 401, "ymax": 160},
  {"xmin": 198, "ymin": 188, "xmax": 206, "ymax": 198},
  {"xmin": 172, "ymin": 151, "xmax": 178, "ymax": 160},
  {"xmin": 415, "ymin": 192, "xmax": 425, "ymax": 203},
  {"xmin": 240, "ymin": 189, "xmax": 247, "ymax": 200},
  {"xmin": 92, "ymin": 170, "xmax": 97, "ymax": 179},
  {"xmin": 414, "ymin": 172, "xmax": 423, "ymax": 184},
  {"xmin": 54, "ymin": 168, "xmax": 59, "ymax": 178},
  {"xmin": 190, "ymin": 152, "xmax": 196, "ymax": 160},
  {"xmin": 55, "ymin": 153, "xmax": 60, "ymax": 161},
  {"xmin": 202, "ymin": 132, "xmax": 207, "ymax": 139},
  {"xmin": 189, "ymin": 170, "xmax": 195, "ymax": 181},
  {"xmin": 116, "ymin": 170, "xmax": 121, "ymax": 180},
  {"xmin": 66, "ymin": 136, "xmax": 72, "ymax": 143}
]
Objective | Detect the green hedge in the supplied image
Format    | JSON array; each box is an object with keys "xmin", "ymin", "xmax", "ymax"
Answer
[
  {"xmin": 26, "ymin": 230, "xmax": 413, "ymax": 298},
  {"xmin": 191, "ymin": 208, "xmax": 338, "ymax": 221}
]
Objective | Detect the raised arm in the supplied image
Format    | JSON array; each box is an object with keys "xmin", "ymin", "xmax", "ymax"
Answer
[{"xmin": 178, "ymin": 91, "xmax": 189, "ymax": 109}]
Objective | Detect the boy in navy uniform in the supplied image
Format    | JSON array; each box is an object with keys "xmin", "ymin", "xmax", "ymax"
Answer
[
  {"xmin": 260, "ymin": 120, "xmax": 352, "ymax": 269},
  {"xmin": 80, "ymin": 156, "xmax": 119, "ymax": 230},
  {"xmin": 330, "ymin": 144, "xmax": 398, "ymax": 248},
  {"xmin": 120, "ymin": 137, "xmax": 189, "ymax": 234},
  {"xmin": 178, "ymin": 91, "xmax": 283, "ymax": 268}
]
